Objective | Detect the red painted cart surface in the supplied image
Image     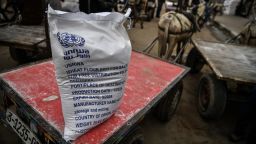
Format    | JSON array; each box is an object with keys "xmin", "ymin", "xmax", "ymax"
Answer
[{"xmin": 0, "ymin": 51, "xmax": 188, "ymax": 144}]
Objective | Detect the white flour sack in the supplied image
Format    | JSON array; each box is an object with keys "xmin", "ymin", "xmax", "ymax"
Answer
[{"xmin": 48, "ymin": 6, "xmax": 131, "ymax": 141}]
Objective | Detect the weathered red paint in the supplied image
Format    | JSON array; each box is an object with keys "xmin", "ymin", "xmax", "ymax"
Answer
[{"xmin": 1, "ymin": 52, "xmax": 185, "ymax": 144}]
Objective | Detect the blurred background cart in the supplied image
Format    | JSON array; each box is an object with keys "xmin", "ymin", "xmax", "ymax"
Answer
[
  {"xmin": 186, "ymin": 40, "xmax": 256, "ymax": 120},
  {"xmin": 0, "ymin": 25, "xmax": 49, "ymax": 63},
  {"xmin": 0, "ymin": 0, "xmax": 50, "ymax": 63}
]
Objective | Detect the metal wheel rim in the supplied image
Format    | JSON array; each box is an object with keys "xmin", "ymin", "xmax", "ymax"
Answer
[
  {"xmin": 168, "ymin": 88, "xmax": 181, "ymax": 116},
  {"xmin": 198, "ymin": 79, "xmax": 210, "ymax": 112}
]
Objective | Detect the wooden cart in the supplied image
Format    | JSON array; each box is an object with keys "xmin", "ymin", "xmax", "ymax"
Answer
[
  {"xmin": 186, "ymin": 40, "xmax": 256, "ymax": 119},
  {"xmin": 0, "ymin": 24, "xmax": 50, "ymax": 63},
  {"xmin": 0, "ymin": 51, "xmax": 189, "ymax": 144}
]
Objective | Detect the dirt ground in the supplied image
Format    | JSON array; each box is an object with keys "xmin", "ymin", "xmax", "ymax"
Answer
[{"xmin": 0, "ymin": 16, "xmax": 244, "ymax": 144}]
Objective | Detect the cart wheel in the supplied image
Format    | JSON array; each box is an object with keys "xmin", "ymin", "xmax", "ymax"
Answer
[
  {"xmin": 118, "ymin": 126, "xmax": 144, "ymax": 144},
  {"xmin": 9, "ymin": 47, "xmax": 33, "ymax": 63},
  {"xmin": 155, "ymin": 82, "xmax": 183, "ymax": 122},
  {"xmin": 185, "ymin": 47, "xmax": 204, "ymax": 74},
  {"xmin": 197, "ymin": 74, "xmax": 227, "ymax": 120}
]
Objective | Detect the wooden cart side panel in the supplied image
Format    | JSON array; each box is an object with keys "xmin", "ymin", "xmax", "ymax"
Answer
[
  {"xmin": 0, "ymin": 25, "xmax": 46, "ymax": 49},
  {"xmin": 193, "ymin": 40, "xmax": 256, "ymax": 84},
  {"xmin": 0, "ymin": 52, "xmax": 187, "ymax": 144}
]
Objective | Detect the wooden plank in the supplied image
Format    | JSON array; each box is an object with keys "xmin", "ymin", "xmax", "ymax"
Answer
[
  {"xmin": 193, "ymin": 40, "xmax": 256, "ymax": 84},
  {"xmin": 0, "ymin": 25, "xmax": 46, "ymax": 48}
]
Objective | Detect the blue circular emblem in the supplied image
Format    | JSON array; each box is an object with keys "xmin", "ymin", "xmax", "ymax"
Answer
[{"xmin": 57, "ymin": 32, "xmax": 85, "ymax": 48}]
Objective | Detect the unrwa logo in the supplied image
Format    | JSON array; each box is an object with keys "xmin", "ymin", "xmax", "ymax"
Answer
[{"xmin": 57, "ymin": 32, "xmax": 85, "ymax": 48}]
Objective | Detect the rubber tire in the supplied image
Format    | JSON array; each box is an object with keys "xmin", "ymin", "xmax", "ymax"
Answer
[
  {"xmin": 185, "ymin": 48, "xmax": 204, "ymax": 74},
  {"xmin": 118, "ymin": 127, "xmax": 144, "ymax": 144},
  {"xmin": 9, "ymin": 47, "xmax": 32, "ymax": 63},
  {"xmin": 155, "ymin": 82, "xmax": 183, "ymax": 122},
  {"xmin": 197, "ymin": 74, "xmax": 227, "ymax": 120}
]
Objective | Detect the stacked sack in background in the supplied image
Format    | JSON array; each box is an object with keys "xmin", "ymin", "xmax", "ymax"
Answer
[{"xmin": 223, "ymin": 0, "xmax": 241, "ymax": 15}]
